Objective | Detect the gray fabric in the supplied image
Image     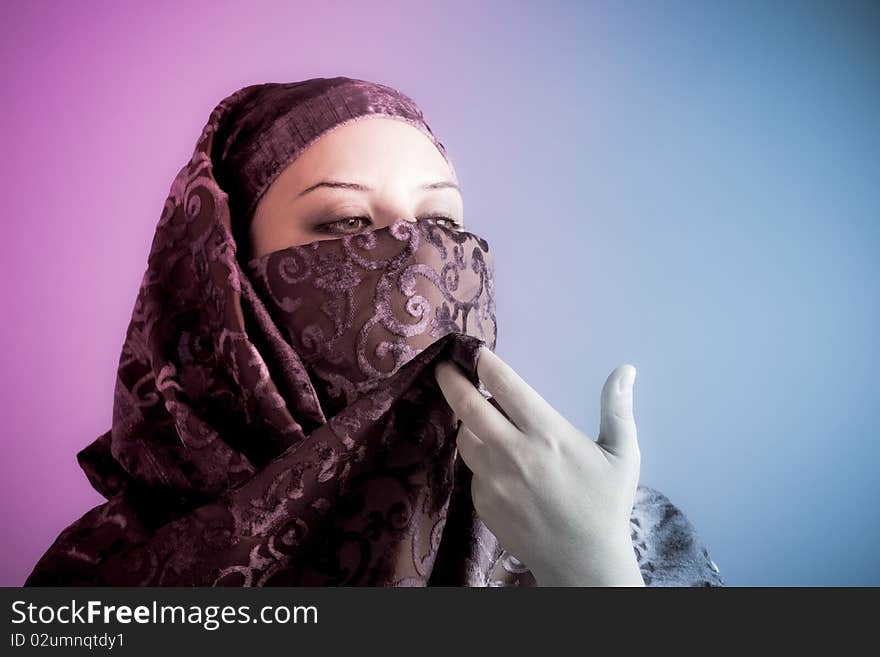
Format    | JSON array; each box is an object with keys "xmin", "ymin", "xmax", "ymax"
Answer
[{"xmin": 629, "ymin": 485, "xmax": 723, "ymax": 586}]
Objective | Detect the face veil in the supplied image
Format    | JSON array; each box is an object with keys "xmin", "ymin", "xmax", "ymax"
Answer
[
  {"xmin": 245, "ymin": 217, "xmax": 497, "ymax": 418},
  {"xmin": 23, "ymin": 77, "xmax": 510, "ymax": 586}
]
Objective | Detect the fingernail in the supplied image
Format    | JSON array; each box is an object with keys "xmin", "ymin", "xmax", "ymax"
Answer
[{"xmin": 619, "ymin": 365, "xmax": 636, "ymax": 393}]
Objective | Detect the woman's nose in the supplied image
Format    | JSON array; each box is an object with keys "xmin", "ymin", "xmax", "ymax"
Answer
[
  {"xmin": 377, "ymin": 215, "xmax": 417, "ymax": 228},
  {"xmin": 373, "ymin": 192, "xmax": 419, "ymax": 226}
]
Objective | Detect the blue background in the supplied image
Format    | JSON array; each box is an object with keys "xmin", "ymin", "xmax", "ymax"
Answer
[{"xmin": 444, "ymin": 0, "xmax": 879, "ymax": 585}]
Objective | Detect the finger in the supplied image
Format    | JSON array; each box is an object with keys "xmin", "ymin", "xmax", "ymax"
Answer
[
  {"xmin": 435, "ymin": 360, "xmax": 520, "ymax": 450},
  {"xmin": 597, "ymin": 364, "xmax": 639, "ymax": 459},
  {"xmin": 456, "ymin": 423, "xmax": 489, "ymax": 475},
  {"xmin": 475, "ymin": 346, "xmax": 562, "ymax": 435}
]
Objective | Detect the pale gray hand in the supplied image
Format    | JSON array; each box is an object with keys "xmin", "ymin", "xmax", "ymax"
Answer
[{"xmin": 435, "ymin": 346, "xmax": 644, "ymax": 587}]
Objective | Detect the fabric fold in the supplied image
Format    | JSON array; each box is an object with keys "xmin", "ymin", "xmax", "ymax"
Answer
[{"xmin": 27, "ymin": 333, "xmax": 500, "ymax": 586}]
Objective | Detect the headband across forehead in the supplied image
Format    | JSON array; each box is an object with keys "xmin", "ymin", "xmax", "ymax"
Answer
[{"xmin": 210, "ymin": 76, "xmax": 455, "ymax": 259}]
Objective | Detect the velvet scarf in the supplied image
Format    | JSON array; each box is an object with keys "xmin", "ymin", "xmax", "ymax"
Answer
[{"xmin": 24, "ymin": 81, "xmax": 504, "ymax": 586}]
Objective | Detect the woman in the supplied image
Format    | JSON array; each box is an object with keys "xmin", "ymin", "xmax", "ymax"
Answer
[{"xmin": 25, "ymin": 76, "xmax": 722, "ymax": 586}]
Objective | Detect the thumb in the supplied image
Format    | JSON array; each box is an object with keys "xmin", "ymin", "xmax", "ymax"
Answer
[{"xmin": 597, "ymin": 364, "xmax": 639, "ymax": 459}]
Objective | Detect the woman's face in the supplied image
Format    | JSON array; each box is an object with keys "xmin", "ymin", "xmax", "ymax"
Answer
[{"xmin": 248, "ymin": 116, "xmax": 464, "ymax": 259}]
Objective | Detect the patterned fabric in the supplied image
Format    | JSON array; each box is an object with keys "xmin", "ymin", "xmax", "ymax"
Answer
[
  {"xmin": 244, "ymin": 219, "xmax": 496, "ymax": 418},
  {"xmin": 24, "ymin": 78, "xmax": 723, "ymax": 586}
]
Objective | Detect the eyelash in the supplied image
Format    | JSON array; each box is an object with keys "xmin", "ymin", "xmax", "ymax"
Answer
[{"xmin": 316, "ymin": 215, "xmax": 463, "ymax": 234}]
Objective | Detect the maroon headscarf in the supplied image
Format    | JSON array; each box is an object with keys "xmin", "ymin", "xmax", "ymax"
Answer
[{"xmin": 24, "ymin": 77, "xmax": 507, "ymax": 586}]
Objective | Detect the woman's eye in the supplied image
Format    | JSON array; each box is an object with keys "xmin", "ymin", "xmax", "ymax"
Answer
[
  {"xmin": 317, "ymin": 216, "xmax": 372, "ymax": 234},
  {"xmin": 425, "ymin": 216, "xmax": 463, "ymax": 230},
  {"xmin": 316, "ymin": 215, "xmax": 462, "ymax": 234}
]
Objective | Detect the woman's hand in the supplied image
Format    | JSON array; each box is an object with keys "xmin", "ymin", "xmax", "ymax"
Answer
[{"xmin": 434, "ymin": 346, "xmax": 644, "ymax": 587}]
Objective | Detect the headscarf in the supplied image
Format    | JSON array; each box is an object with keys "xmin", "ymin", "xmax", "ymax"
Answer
[
  {"xmin": 25, "ymin": 76, "xmax": 724, "ymax": 587},
  {"xmin": 23, "ymin": 77, "xmax": 504, "ymax": 586}
]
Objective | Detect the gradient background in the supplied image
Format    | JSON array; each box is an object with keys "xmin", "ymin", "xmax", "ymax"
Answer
[{"xmin": 1, "ymin": 0, "xmax": 877, "ymax": 586}]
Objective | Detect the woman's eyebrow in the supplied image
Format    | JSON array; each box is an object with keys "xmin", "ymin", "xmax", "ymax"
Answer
[
  {"xmin": 421, "ymin": 181, "xmax": 461, "ymax": 193},
  {"xmin": 296, "ymin": 180, "xmax": 461, "ymax": 198}
]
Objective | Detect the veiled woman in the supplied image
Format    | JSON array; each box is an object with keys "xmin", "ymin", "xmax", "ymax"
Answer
[{"xmin": 25, "ymin": 77, "xmax": 722, "ymax": 587}]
